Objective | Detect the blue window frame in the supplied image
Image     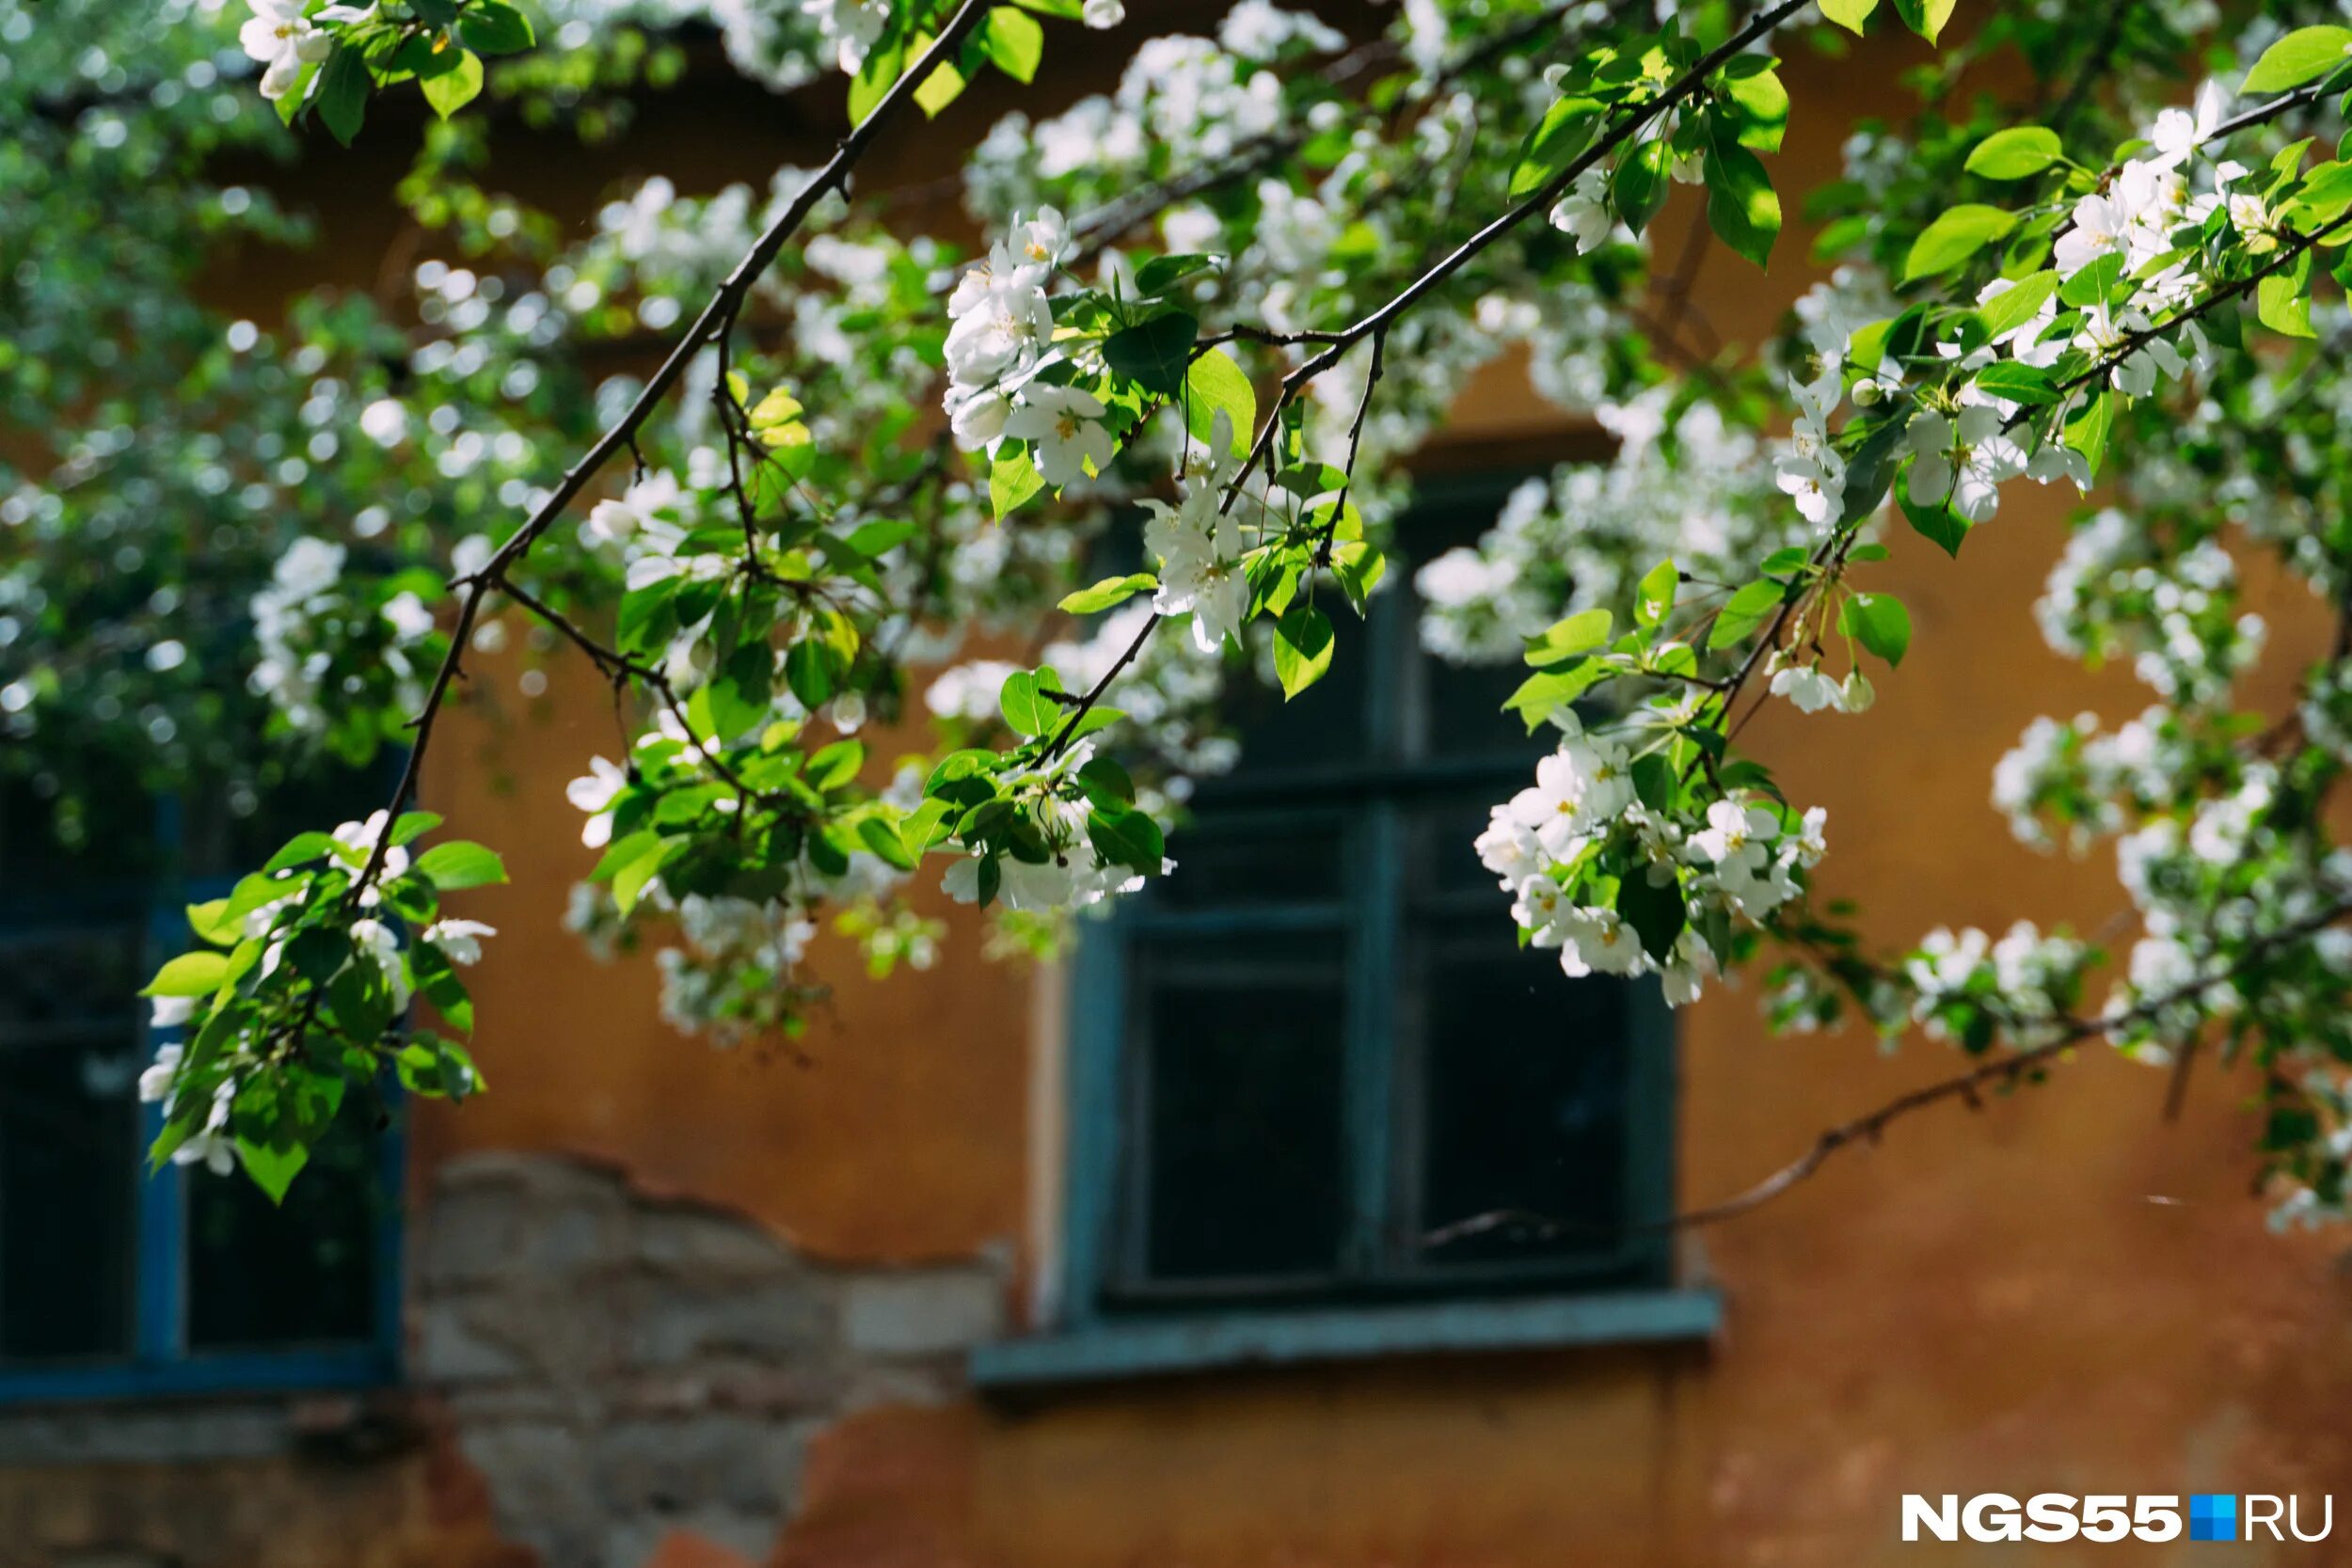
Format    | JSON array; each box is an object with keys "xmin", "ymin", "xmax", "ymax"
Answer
[
  {"xmin": 1056, "ymin": 478, "xmax": 1681, "ymax": 1330},
  {"xmin": 0, "ymin": 790, "xmax": 403, "ymax": 1402}
]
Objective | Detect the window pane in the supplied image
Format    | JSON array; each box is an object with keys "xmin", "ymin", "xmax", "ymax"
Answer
[
  {"xmin": 1144, "ymin": 815, "xmax": 1345, "ymax": 911},
  {"xmin": 187, "ymin": 1112, "xmax": 382, "ymax": 1350},
  {"xmin": 1406, "ymin": 916, "xmax": 1634, "ymax": 1266},
  {"xmin": 1129, "ymin": 939, "xmax": 1347, "ymax": 1285},
  {"xmin": 0, "ymin": 921, "xmax": 142, "ymax": 1362}
]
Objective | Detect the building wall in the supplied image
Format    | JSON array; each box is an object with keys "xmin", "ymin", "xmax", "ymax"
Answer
[{"xmin": 14, "ymin": 13, "xmax": 2352, "ymax": 1568}]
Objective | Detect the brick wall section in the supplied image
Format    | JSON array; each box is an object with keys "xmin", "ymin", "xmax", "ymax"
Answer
[{"xmin": 415, "ymin": 1151, "xmax": 1007, "ymax": 1567}]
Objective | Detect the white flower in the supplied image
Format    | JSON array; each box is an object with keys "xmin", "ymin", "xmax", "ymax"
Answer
[
  {"xmin": 1692, "ymin": 798, "xmax": 1778, "ymax": 879},
  {"xmin": 801, "ymin": 0, "xmax": 889, "ymax": 73},
  {"xmin": 171, "ymin": 1082, "xmax": 239, "ymax": 1177},
  {"xmin": 138, "ymin": 1042, "xmax": 184, "ymax": 1104},
  {"xmin": 1145, "ymin": 483, "xmax": 1251, "ymax": 653},
  {"xmin": 423, "ymin": 918, "xmax": 497, "ymax": 966},
  {"xmin": 151, "ymin": 995, "xmax": 197, "ymax": 1030},
  {"xmin": 1557, "ymin": 907, "xmax": 1645, "ymax": 977},
  {"xmin": 351, "ymin": 916, "xmax": 410, "ymax": 1007},
  {"xmin": 1081, "ymin": 0, "xmax": 1124, "ymax": 27},
  {"xmin": 1775, "ymin": 365, "xmax": 1846, "ymax": 527},
  {"xmin": 382, "ymin": 591, "xmax": 435, "ymax": 644},
  {"xmin": 946, "ymin": 386, "xmax": 1011, "ymax": 452},
  {"xmin": 566, "ymin": 755, "xmax": 627, "ymax": 847},
  {"xmin": 1547, "ymin": 166, "xmax": 1613, "ymax": 253},
  {"xmin": 1004, "ymin": 384, "xmax": 1115, "ymax": 487},
  {"xmin": 240, "ymin": 0, "xmax": 332, "ymax": 102},
  {"xmin": 1792, "ymin": 805, "xmax": 1828, "ymax": 867},
  {"xmin": 943, "ymin": 246, "xmax": 1052, "ymax": 388},
  {"xmin": 1837, "ymin": 669, "xmax": 1875, "ymax": 713},
  {"xmin": 1507, "ymin": 735, "xmax": 1632, "ymax": 858},
  {"xmin": 1769, "ymin": 661, "xmax": 1844, "ymax": 714},
  {"xmin": 1906, "ymin": 404, "xmax": 2024, "ymax": 523},
  {"xmin": 332, "ymin": 810, "xmax": 410, "ymax": 900},
  {"xmin": 1474, "ymin": 805, "xmax": 1543, "ymax": 886},
  {"xmin": 1012, "ymin": 206, "xmax": 1073, "ymax": 271},
  {"xmin": 1511, "ymin": 874, "xmax": 1566, "ymax": 936},
  {"xmin": 2149, "ymin": 80, "xmax": 2228, "ymax": 172}
]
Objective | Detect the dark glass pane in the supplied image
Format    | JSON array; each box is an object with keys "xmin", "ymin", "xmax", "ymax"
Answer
[
  {"xmin": 1147, "ymin": 816, "xmax": 1345, "ymax": 910},
  {"xmin": 1131, "ymin": 939, "xmax": 1347, "ymax": 1283},
  {"xmin": 1403, "ymin": 795, "xmax": 1526, "ymax": 900},
  {"xmin": 1407, "ymin": 916, "xmax": 1634, "ymax": 1265},
  {"xmin": 1420, "ymin": 652, "xmax": 1545, "ymax": 761},
  {"xmin": 187, "ymin": 1113, "xmax": 381, "ymax": 1350},
  {"xmin": 0, "ymin": 917, "xmax": 142, "ymax": 1360},
  {"xmin": 1200, "ymin": 620, "xmax": 1375, "ymax": 786}
]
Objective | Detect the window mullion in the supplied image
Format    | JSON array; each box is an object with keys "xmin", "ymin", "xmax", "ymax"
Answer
[
  {"xmin": 1341, "ymin": 802, "xmax": 1404, "ymax": 1284},
  {"xmin": 137, "ymin": 901, "xmax": 188, "ymax": 1369}
]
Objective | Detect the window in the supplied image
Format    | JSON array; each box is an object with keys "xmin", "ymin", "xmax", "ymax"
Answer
[
  {"xmin": 1056, "ymin": 479, "xmax": 1679, "ymax": 1334},
  {"xmin": 0, "ymin": 778, "xmax": 401, "ymax": 1400}
]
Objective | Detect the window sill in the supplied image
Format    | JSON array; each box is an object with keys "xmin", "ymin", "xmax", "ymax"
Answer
[{"xmin": 967, "ymin": 1287, "xmax": 1722, "ymax": 1391}]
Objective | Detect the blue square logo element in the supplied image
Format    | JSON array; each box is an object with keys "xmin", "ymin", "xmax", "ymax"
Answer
[{"xmin": 2190, "ymin": 1494, "xmax": 2237, "ymax": 1543}]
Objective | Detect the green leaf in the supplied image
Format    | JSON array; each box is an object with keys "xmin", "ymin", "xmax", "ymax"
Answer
[
  {"xmin": 458, "ymin": 0, "xmax": 536, "ymax": 54},
  {"xmin": 980, "ymin": 5, "xmax": 1045, "ymax": 82},
  {"xmin": 913, "ymin": 57, "xmax": 966, "ymax": 117},
  {"xmin": 236, "ymin": 1139, "xmax": 309, "ymax": 1205},
  {"xmin": 315, "ymin": 43, "xmax": 370, "ymax": 146},
  {"xmin": 1892, "ymin": 0, "xmax": 1957, "ymax": 42},
  {"xmin": 1524, "ymin": 608, "xmax": 1613, "ymax": 667},
  {"xmin": 1708, "ymin": 578, "xmax": 1786, "ymax": 649},
  {"xmin": 414, "ymin": 840, "xmax": 509, "ymax": 890},
  {"xmin": 1717, "ymin": 58, "xmax": 1788, "ymax": 154},
  {"xmin": 1611, "ymin": 135, "xmax": 1673, "ymax": 237},
  {"xmin": 1086, "ymin": 804, "xmax": 1165, "ymax": 874},
  {"xmin": 1838, "ymin": 591, "xmax": 1913, "ymax": 667},
  {"xmin": 846, "ymin": 518, "xmax": 920, "ymax": 557},
  {"xmin": 2243, "ymin": 26, "xmax": 2352, "ymax": 94},
  {"xmin": 186, "ymin": 899, "xmax": 241, "ymax": 947},
  {"xmin": 2065, "ymin": 388, "xmax": 2117, "ymax": 478},
  {"xmin": 847, "ymin": 41, "xmax": 902, "ymax": 122},
  {"xmin": 1702, "ymin": 131, "xmax": 1781, "ymax": 270},
  {"xmin": 784, "ymin": 638, "xmax": 836, "ymax": 708},
  {"xmin": 145, "ymin": 951, "xmax": 229, "ymax": 998},
  {"xmin": 1900, "ymin": 204, "xmax": 2017, "ymax": 282},
  {"xmin": 1502, "ymin": 663, "xmax": 1608, "ymax": 730},
  {"xmin": 1971, "ymin": 360, "xmax": 2058, "ymax": 404},
  {"xmin": 611, "ymin": 836, "xmax": 675, "ymax": 914},
  {"xmin": 997, "ymin": 667, "xmax": 1064, "ymax": 736},
  {"xmin": 1977, "ymin": 269, "xmax": 2058, "ymax": 338},
  {"xmin": 991, "ymin": 445, "xmax": 1044, "ymax": 519},
  {"xmin": 857, "ymin": 816, "xmax": 918, "ymax": 871},
  {"xmin": 1509, "ymin": 94, "xmax": 1600, "ymax": 199},
  {"xmin": 420, "ymin": 48, "xmax": 484, "ymax": 117},
  {"xmin": 1059, "ymin": 573, "xmax": 1157, "ymax": 615},
  {"xmin": 807, "ymin": 738, "xmax": 866, "ymax": 791},
  {"xmin": 1184, "ymin": 349, "xmax": 1255, "ymax": 454},
  {"xmin": 2258, "ymin": 247, "xmax": 2316, "ymax": 339},
  {"xmin": 1899, "ymin": 487, "xmax": 1970, "ymax": 558},
  {"xmin": 1616, "ymin": 871, "xmax": 1687, "ymax": 962},
  {"xmin": 1102, "ymin": 311, "xmax": 1200, "ymax": 397},
  {"xmin": 264, "ymin": 832, "xmax": 339, "ymax": 873},
  {"xmin": 1819, "ymin": 0, "xmax": 1877, "ymax": 32},
  {"xmin": 1136, "ymin": 253, "xmax": 1221, "ymax": 293},
  {"xmin": 1274, "ymin": 606, "xmax": 1335, "ymax": 699},
  {"xmin": 1964, "ymin": 126, "xmax": 2061, "ymax": 180},
  {"xmin": 1634, "ymin": 559, "xmax": 1677, "ymax": 627}
]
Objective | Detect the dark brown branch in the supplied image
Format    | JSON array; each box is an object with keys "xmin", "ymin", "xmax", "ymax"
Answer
[{"xmin": 345, "ymin": 0, "xmax": 994, "ymax": 905}]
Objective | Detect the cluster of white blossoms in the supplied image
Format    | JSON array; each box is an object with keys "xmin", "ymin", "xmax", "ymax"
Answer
[
  {"xmin": 1901, "ymin": 922, "xmax": 2090, "ymax": 1043},
  {"xmin": 2034, "ymin": 508, "xmax": 2264, "ymax": 705},
  {"xmin": 1474, "ymin": 712, "xmax": 1825, "ymax": 1006},
  {"xmin": 942, "ymin": 208, "xmax": 1120, "ymax": 489},
  {"xmin": 1141, "ymin": 413, "xmax": 1253, "ymax": 654},
  {"xmin": 247, "ymin": 536, "xmax": 436, "ymax": 734},
  {"xmin": 1418, "ymin": 392, "xmax": 1798, "ymax": 666},
  {"xmin": 940, "ymin": 738, "xmax": 1165, "ymax": 913}
]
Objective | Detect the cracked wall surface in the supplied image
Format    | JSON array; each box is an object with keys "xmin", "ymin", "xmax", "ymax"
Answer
[{"xmin": 414, "ymin": 1151, "xmax": 1006, "ymax": 1568}]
